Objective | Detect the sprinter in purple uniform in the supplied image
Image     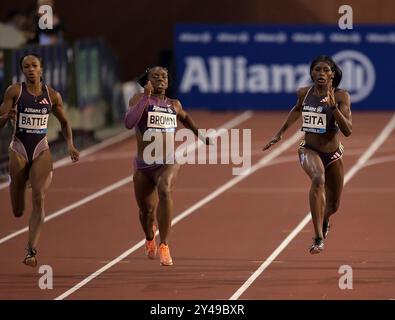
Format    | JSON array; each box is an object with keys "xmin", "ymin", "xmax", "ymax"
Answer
[
  {"xmin": 0, "ymin": 54, "xmax": 79, "ymax": 267},
  {"xmin": 263, "ymin": 55, "xmax": 352, "ymax": 254},
  {"xmin": 125, "ymin": 66, "xmax": 210, "ymax": 266}
]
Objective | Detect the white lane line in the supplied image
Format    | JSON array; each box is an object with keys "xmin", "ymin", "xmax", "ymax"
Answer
[
  {"xmin": 54, "ymin": 130, "xmax": 303, "ymax": 300},
  {"xmin": 0, "ymin": 112, "xmax": 253, "ymax": 245},
  {"xmin": 53, "ymin": 130, "xmax": 135, "ymax": 170},
  {"xmin": 229, "ymin": 113, "xmax": 395, "ymax": 300},
  {"xmin": 0, "ymin": 130, "xmax": 136, "ymax": 191},
  {"xmin": 364, "ymin": 155, "xmax": 395, "ymax": 167},
  {"xmin": 0, "ymin": 177, "xmax": 132, "ymax": 245}
]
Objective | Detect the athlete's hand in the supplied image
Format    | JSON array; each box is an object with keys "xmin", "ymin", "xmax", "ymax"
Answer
[
  {"xmin": 328, "ymin": 80, "xmax": 336, "ymax": 109},
  {"xmin": 263, "ymin": 132, "xmax": 282, "ymax": 151},
  {"xmin": 144, "ymin": 81, "xmax": 153, "ymax": 97},
  {"xmin": 328, "ymin": 89, "xmax": 336, "ymax": 109},
  {"xmin": 68, "ymin": 145, "xmax": 80, "ymax": 162}
]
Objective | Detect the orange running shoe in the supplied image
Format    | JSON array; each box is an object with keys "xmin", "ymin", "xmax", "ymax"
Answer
[
  {"xmin": 145, "ymin": 225, "xmax": 157, "ymax": 259},
  {"xmin": 159, "ymin": 243, "xmax": 173, "ymax": 266},
  {"xmin": 23, "ymin": 248, "xmax": 37, "ymax": 267}
]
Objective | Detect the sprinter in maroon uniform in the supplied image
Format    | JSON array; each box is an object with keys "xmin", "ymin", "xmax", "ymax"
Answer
[{"xmin": 0, "ymin": 54, "xmax": 79, "ymax": 267}]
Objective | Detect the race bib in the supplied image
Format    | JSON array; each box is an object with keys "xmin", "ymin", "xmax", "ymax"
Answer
[
  {"xmin": 18, "ymin": 113, "xmax": 49, "ymax": 132},
  {"xmin": 302, "ymin": 111, "xmax": 327, "ymax": 133},
  {"xmin": 147, "ymin": 111, "xmax": 177, "ymax": 131}
]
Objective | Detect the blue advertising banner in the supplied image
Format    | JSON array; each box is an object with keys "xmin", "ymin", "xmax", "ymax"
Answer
[{"xmin": 175, "ymin": 24, "xmax": 395, "ymax": 110}]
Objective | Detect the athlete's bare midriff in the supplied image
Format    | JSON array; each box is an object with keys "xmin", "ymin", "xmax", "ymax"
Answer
[{"xmin": 304, "ymin": 131, "xmax": 340, "ymax": 153}]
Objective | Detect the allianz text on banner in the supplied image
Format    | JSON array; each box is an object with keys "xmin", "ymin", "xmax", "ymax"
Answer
[{"xmin": 175, "ymin": 24, "xmax": 395, "ymax": 110}]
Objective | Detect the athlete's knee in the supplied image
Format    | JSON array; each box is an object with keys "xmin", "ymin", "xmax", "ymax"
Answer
[
  {"xmin": 12, "ymin": 207, "xmax": 24, "ymax": 218},
  {"xmin": 311, "ymin": 173, "xmax": 325, "ymax": 188},
  {"xmin": 326, "ymin": 200, "xmax": 340, "ymax": 215},
  {"xmin": 32, "ymin": 190, "xmax": 45, "ymax": 208},
  {"xmin": 140, "ymin": 206, "xmax": 155, "ymax": 218},
  {"xmin": 11, "ymin": 197, "xmax": 25, "ymax": 217},
  {"xmin": 157, "ymin": 183, "xmax": 172, "ymax": 201}
]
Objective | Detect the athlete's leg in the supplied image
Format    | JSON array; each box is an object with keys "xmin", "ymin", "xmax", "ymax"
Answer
[
  {"xmin": 298, "ymin": 148, "xmax": 325, "ymax": 240},
  {"xmin": 8, "ymin": 148, "xmax": 29, "ymax": 217},
  {"xmin": 133, "ymin": 170, "xmax": 158, "ymax": 241},
  {"xmin": 154, "ymin": 164, "xmax": 180, "ymax": 245},
  {"xmin": 324, "ymin": 158, "xmax": 344, "ymax": 225},
  {"xmin": 28, "ymin": 149, "xmax": 53, "ymax": 251}
]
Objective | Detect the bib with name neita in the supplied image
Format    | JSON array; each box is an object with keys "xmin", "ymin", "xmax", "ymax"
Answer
[{"xmin": 301, "ymin": 88, "xmax": 339, "ymax": 134}]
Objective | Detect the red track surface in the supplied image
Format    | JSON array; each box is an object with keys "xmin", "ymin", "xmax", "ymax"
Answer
[{"xmin": 0, "ymin": 111, "xmax": 394, "ymax": 300}]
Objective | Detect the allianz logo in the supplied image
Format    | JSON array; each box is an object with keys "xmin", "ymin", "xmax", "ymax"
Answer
[
  {"xmin": 333, "ymin": 50, "xmax": 375, "ymax": 103},
  {"xmin": 179, "ymin": 50, "xmax": 375, "ymax": 103}
]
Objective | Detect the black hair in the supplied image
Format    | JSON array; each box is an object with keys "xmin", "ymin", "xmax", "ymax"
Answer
[
  {"xmin": 310, "ymin": 55, "xmax": 342, "ymax": 88},
  {"xmin": 19, "ymin": 53, "xmax": 44, "ymax": 69},
  {"xmin": 137, "ymin": 66, "xmax": 172, "ymax": 88}
]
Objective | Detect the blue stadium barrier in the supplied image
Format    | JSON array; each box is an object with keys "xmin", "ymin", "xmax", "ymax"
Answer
[
  {"xmin": 11, "ymin": 43, "xmax": 69, "ymax": 102},
  {"xmin": 74, "ymin": 39, "xmax": 119, "ymax": 110}
]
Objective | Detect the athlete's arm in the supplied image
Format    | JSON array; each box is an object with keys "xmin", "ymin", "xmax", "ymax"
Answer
[
  {"xmin": 124, "ymin": 81, "xmax": 153, "ymax": 129},
  {"xmin": 125, "ymin": 93, "xmax": 149, "ymax": 129},
  {"xmin": 174, "ymin": 99, "xmax": 212, "ymax": 145},
  {"xmin": 0, "ymin": 84, "xmax": 19, "ymax": 129},
  {"xmin": 332, "ymin": 89, "xmax": 352, "ymax": 137},
  {"xmin": 50, "ymin": 88, "xmax": 79, "ymax": 162},
  {"xmin": 263, "ymin": 87, "xmax": 306, "ymax": 150}
]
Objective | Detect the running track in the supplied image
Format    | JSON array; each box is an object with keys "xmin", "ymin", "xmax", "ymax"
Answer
[{"xmin": 0, "ymin": 111, "xmax": 394, "ymax": 300}]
